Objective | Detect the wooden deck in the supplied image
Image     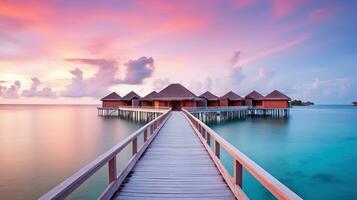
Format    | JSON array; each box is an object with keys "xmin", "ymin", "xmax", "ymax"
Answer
[
  {"xmin": 41, "ymin": 108, "xmax": 301, "ymax": 200},
  {"xmin": 113, "ymin": 111, "xmax": 235, "ymax": 200}
]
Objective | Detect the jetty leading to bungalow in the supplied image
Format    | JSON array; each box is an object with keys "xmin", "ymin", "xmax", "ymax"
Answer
[{"xmin": 41, "ymin": 83, "xmax": 300, "ymax": 200}]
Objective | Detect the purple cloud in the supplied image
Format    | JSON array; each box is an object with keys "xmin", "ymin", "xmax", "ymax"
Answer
[
  {"xmin": 121, "ymin": 56, "xmax": 154, "ymax": 84},
  {"xmin": 153, "ymin": 78, "xmax": 170, "ymax": 91},
  {"xmin": 61, "ymin": 58, "xmax": 120, "ymax": 97},
  {"xmin": 0, "ymin": 80, "xmax": 21, "ymax": 98},
  {"xmin": 62, "ymin": 57, "xmax": 154, "ymax": 97},
  {"xmin": 21, "ymin": 77, "xmax": 57, "ymax": 98},
  {"xmin": 230, "ymin": 51, "xmax": 241, "ymax": 67}
]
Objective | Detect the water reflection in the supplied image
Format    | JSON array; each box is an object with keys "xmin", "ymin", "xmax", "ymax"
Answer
[{"xmin": 0, "ymin": 105, "xmax": 143, "ymax": 200}]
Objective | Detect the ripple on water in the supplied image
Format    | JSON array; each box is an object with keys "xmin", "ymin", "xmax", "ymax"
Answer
[
  {"xmin": 286, "ymin": 170, "xmax": 308, "ymax": 178},
  {"xmin": 311, "ymin": 173, "xmax": 342, "ymax": 183}
]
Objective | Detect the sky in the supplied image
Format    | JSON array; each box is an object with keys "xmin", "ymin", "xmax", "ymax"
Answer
[{"xmin": 0, "ymin": 0, "xmax": 356, "ymax": 104}]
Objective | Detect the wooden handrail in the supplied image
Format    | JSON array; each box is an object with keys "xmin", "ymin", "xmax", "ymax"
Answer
[
  {"xmin": 184, "ymin": 106, "xmax": 248, "ymax": 110},
  {"xmin": 118, "ymin": 106, "xmax": 169, "ymax": 112},
  {"xmin": 40, "ymin": 108, "xmax": 171, "ymax": 200},
  {"xmin": 182, "ymin": 108, "xmax": 302, "ymax": 200},
  {"xmin": 98, "ymin": 106, "xmax": 169, "ymax": 112}
]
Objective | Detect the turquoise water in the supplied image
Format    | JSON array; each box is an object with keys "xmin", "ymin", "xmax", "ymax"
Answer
[
  {"xmin": 0, "ymin": 105, "xmax": 143, "ymax": 200},
  {"xmin": 209, "ymin": 105, "xmax": 357, "ymax": 199},
  {"xmin": 1, "ymin": 105, "xmax": 356, "ymax": 199}
]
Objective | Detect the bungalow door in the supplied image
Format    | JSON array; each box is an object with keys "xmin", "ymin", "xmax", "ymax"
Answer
[{"xmin": 171, "ymin": 101, "xmax": 181, "ymax": 111}]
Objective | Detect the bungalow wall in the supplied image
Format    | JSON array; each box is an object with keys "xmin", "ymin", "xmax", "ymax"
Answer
[
  {"xmin": 154, "ymin": 100, "xmax": 169, "ymax": 108},
  {"xmin": 220, "ymin": 99, "xmax": 228, "ymax": 107},
  {"xmin": 121, "ymin": 101, "xmax": 133, "ymax": 107},
  {"xmin": 262, "ymin": 100, "xmax": 289, "ymax": 108},
  {"xmin": 228, "ymin": 100, "xmax": 244, "ymax": 106},
  {"xmin": 132, "ymin": 99, "xmax": 140, "ymax": 107},
  {"xmin": 246, "ymin": 99, "xmax": 262, "ymax": 107},
  {"xmin": 207, "ymin": 101, "xmax": 220, "ymax": 107},
  {"xmin": 102, "ymin": 100, "xmax": 122, "ymax": 108},
  {"xmin": 154, "ymin": 100, "xmax": 197, "ymax": 110},
  {"xmin": 253, "ymin": 100, "xmax": 262, "ymax": 107},
  {"xmin": 196, "ymin": 99, "xmax": 207, "ymax": 107},
  {"xmin": 140, "ymin": 101, "xmax": 153, "ymax": 107},
  {"xmin": 182, "ymin": 100, "xmax": 196, "ymax": 108},
  {"xmin": 245, "ymin": 99, "xmax": 252, "ymax": 107}
]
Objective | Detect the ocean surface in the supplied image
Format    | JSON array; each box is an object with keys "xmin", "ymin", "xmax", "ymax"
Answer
[
  {"xmin": 209, "ymin": 105, "xmax": 357, "ymax": 199},
  {"xmin": 0, "ymin": 105, "xmax": 144, "ymax": 200},
  {"xmin": 0, "ymin": 105, "xmax": 356, "ymax": 199}
]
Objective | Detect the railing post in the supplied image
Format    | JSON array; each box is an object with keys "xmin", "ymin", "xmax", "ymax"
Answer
[
  {"xmin": 215, "ymin": 141, "xmax": 220, "ymax": 158},
  {"xmin": 234, "ymin": 160, "xmax": 243, "ymax": 187},
  {"xmin": 108, "ymin": 156, "xmax": 117, "ymax": 183},
  {"xmin": 207, "ymin": 133, "xmax": 211, "ymax": 146},
  {"xmin": 202, "ymin": 128, "xmax": 206, "ymax": 139},
  {"xmin": 144, "ymin": 129, "xmax": 148, "ymax": 142},
  {"xmin": 132, "ymin": 138, "xmax": 137, "ymax": 155}
]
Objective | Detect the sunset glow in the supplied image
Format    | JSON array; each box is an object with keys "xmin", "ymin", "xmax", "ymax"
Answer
[{"xmin": 1, "ymin": 0, "xmax": 356, "ymax": 104}]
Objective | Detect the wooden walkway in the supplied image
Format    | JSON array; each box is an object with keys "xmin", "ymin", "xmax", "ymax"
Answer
[
  {"xmin": 113, "ymin": 111, "xmax": 235, "ymax": 200},
  {"xmin": 41, "ymin": 108, "xmax": 301, "ymax": 200}
]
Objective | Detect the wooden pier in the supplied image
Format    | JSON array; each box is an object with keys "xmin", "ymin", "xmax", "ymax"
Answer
[
  {"xmin": 41, "ymin": 108, "xmax": 301, "ymax": 200},
  {"xmin": 97, "ymin": 107, "xmax": 167, "ymax": 122},
  {"xmin": 187, "ymin": 106, "xmax": 289, "ymax": 123},
  {"xmin": 113, "ymin": 112, "xmax": 235, "ymax": 199}
]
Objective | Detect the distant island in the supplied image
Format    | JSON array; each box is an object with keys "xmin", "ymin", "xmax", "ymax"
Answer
[
  {"xmin": 353, "ymin": 102, "xmax": 357, "ymax": 106},
  {"xmin": 291, "ymin": 100, "xmax": 314, "ymax": 106}
]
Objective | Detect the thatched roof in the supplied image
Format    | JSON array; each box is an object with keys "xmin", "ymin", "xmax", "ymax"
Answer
[
  {"xmin": 245, "ymin": 90, "xmax": 264, "ymax": 100},
  {"xmin": 220, "ymin": 91, "xmax": 243, "ymax": 101},
  {"xmin": 263, "ymin": 90, "xmax": 291, "ymax": 100},
  {"xmin": 153, "ymin": 83, "xmax": 201, "ymax": 100},
  {"xmin": 101, "ymin": 92, "xmax": 121, "ymax": 101},
  {"xmin": 140, "ymin": 91, "xmax": 158, "ymax": 101},
  {"xmin": 122, "ymin": 91, "xmax": 141, "ymax": 101},
  {"xmin": 199, "ymin": 91, "xmax": 219, "ymax": 101}
]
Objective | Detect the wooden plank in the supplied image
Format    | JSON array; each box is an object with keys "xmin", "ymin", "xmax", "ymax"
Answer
[
  {"xmin": 113, "ymin": 112, "xmax": 235, "ymax": 200},
  {"xmin": 182, "ymin": 108, "xmax": 302, "ymax": 200}
]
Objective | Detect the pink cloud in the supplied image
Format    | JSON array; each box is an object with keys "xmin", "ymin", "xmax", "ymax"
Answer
[
  {"xmin": 240, "ymin": 33, "xmax": 310, "ymax": 64},
  {"xmin": 21, "ymin": 77, "xmax": 57, "ymax": 98},
  {"xmin": 232, "ymin": 0, "xmax": 260, "ymax": 9},
  {"xmin": 271, "ymin": 0, "xmax": 307, "ymax": 19},
  {"xmin": 230, "ymin": 51, "xmax": 241, "ymax": 67},
  {"xmin": 309, "ymin": 6, "xmax": 339, "ymax": 21},
  {"xmin": 61, "ymin": 58, "xmax": 120, "ymax": 97},
  {"xmin": 0, "ymin": 80, "xmax": 21, "ymax": 98},
  {"xmin": 61, "ymin": 57, "xmax": 155, "ymax": 97},
  {"xmin": 122, "ymin": 57, "xmax": 154, "ymax": 84}
]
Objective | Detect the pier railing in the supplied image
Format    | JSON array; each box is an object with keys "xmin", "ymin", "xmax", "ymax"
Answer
[
  {"xmin": 40, "ymin": 108, "xmax": 171, "ymax": 200},
  {"xmin": 184, "ymin": 106, "xmax": 248, "ymax": 112},
  {"xmin": 182, "ymin": 108, "xmax": 301, "ymax": 200},
  {"xmin": 118, "ymin": 106, "xmax": 170, "ymax": 112}
]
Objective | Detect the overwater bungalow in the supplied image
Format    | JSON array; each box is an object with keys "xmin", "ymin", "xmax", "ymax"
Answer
[
  {"xmin": 140, "ymin": 91, "xmax": 158, "ymax": 107},
  {"xmin": 245, "ymin": 90, "xmax": 264, "ymax": 108},
  {"xmin": 101, "ymin": 92, "xmax": 122, "ymax": 108},
  {"xmin": 152, "ymin": 83, "xmax": 204, "ymax": 110},
  {"xmin": 121, "ymin": 91, "xmax": 141, "ymax": 107},
  {"xmin": 220, "ymin": 91, "xmax": 244, "ymax": 106},
  {"xmin": 262, "ymin": 90, "xmax": 291, "ymax": 108},
  {"xmin": 199, "ymin": 91, "xmax": 220, "ymax": 107}
]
